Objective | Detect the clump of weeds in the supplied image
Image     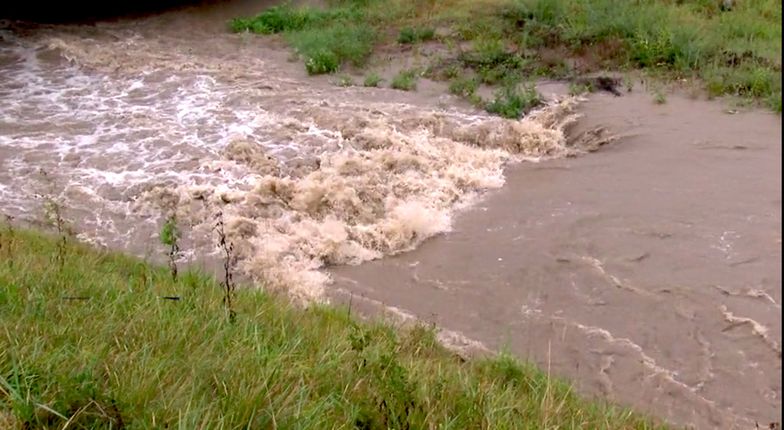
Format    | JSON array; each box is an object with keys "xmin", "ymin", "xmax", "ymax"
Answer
[
  {"xmin": 159, "ymin": 213, "xmax": 181, "ymax": 281},
  {"xmin": 397, "ymin": 26, "xmax": 435, "ymax": 44},
  {"xmin": 363, "ymin": 71, "xmax": 383, "ymax": 87},
  {"xmin": 391, "ymin": 69, "xmax": 419, "ymax": 91},
  {"xmin": 37, "ymin": 169, "xmax": 73, "ymax": 270},
  {"xmin": 214, "ymin": 211, "xmax": 238, "ymax": 322},
  {"xmin": 485, "ymin": 81, "xmax": 541, "ymax": 119}
]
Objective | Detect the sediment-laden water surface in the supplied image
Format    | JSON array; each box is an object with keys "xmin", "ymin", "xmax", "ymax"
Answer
[
  {"xmin": 0, "ymin": 1, "xmax": 780, "ymax": 429},
  {"xmin": 331, "ymin": 91, "xmax": 782, "ymax": 429},
  {"xmin": 0, "ymin": 2, "xmax": 599, "ymax": 300}
]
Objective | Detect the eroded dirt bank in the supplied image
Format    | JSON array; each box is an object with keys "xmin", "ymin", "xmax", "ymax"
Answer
[{"xmin": 330, "ymin": 91, "xmax": 782, "ymax": 429}]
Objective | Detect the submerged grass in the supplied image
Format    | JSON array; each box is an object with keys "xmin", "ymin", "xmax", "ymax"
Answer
[
  {"xmin": 391, "ymin": 68, "xmax": 419, "ymax": 91},
  {"xmin": 363, "ymin": 71, "xmax": 383, "ymax": 87},
  {"xmin": 0, "ymin": 227, "xmax": 666, "ymax": 428},
  {"xmin": 233, "ymin": 0, "xmax": 781, "ymax": 112},
  {"xmin": 486, "ymin": 81, "xmax": 542, "ymax": 118}
]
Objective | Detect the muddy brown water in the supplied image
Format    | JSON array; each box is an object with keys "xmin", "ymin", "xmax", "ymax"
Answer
[
  {"xmin": 1, "ymin": 1, "xmax": 781, "ymax": 429},
  {"xmin": 0, "ymin": 0, "xmax": 584, "ymax": 299},
  {"xmin": 331, "ymin": 91, "xmax": 782, "ymax": 428}
]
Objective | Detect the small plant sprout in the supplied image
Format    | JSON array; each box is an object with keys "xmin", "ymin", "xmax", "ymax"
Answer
[
  {"xmin": 38, "ymin": 169, "xmax": 72, "ymax": 270},
  {"xmin": 215, "ymin": 211, "xmax": 238, "ymax": 322},
  {"xmin": 160, "ymin": 213, "xmax": 181, "ymax": 281}
]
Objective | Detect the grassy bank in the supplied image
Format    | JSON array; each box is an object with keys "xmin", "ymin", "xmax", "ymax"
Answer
[
  {"xmin": 0, "ymin": 226, "xmax": 665, "ymax": 428},
  {"xmin": 232, "ymin": 0, "xmax": 781, "ymax": 113}
]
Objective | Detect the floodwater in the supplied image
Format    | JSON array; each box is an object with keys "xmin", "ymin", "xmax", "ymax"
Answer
[
  {"xmin": 331, "ymin": 91, "xmax": 782, "ymax": 428},
  {"xmin": 0, "ymin": 0, "xmax": 597, "ymax": 299},
  {"xmin": 0, "ymin": 1, "xmax": 781, "ymax": 428}
]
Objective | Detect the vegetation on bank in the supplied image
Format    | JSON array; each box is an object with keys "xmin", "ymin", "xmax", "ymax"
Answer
[
  {"xmin": 0, "ymin": 225, "xmax": 666, "ymax": 428},
  {"xmin": 231, "ymin": 0, "xmax": 782, "ymax": 113},
  {"xmin": 391, "ymin": 68, "xmax": 419, "ymax": 90}
]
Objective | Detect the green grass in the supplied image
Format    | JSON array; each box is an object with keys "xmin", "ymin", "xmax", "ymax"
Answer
[
  {"xmin": 232, "ymin": 3, "xmax": 375, "ymax": 74},
  {"xmin": 397, "ymin": 26, "xmax": 436, "ymax": 44},
  {"xmin": 289, "ymin": 24, "xmax": 376, "ymax": 74},
  {"xmin": 448, "ymin": 75, "xmax": 480, "ymax": 98},
  {"xmin": 443, "ymin": 0, "xmax": 781, "ymax": 111},
  {"xmin": 363, "ymin": 71, "xmax": 383, "ymax": 87},
  {"xmin": 233, "ymin": 0, "xmax": 781, "ymax": 112},
  {"xmin": 230, "ymin": 4, "xmax": 362, "ymax": 34},
  {"xmin": 486, "ymin": 81, "xmax": 542, "ymax": 119},
  {"xmin": 391, "ymin": 69, "xmax": 419, "ymax": 91},
  {"xmin": 0, "ymin": 226, "xmax": 666, "ymax": 429}
]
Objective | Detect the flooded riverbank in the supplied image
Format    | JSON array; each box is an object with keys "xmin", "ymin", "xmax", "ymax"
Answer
[{"xmin": 1, "ymin": 1, "xmax": 780, "ymax": 428}]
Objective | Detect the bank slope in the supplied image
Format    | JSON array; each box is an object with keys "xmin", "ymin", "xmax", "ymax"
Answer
[{"xmin": 0, "ymin": 227, "xmax": 664, "ymax": 429}]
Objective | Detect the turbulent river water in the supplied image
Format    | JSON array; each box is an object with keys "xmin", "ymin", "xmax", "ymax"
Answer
[
  {"xmin": 0, "ymin": 1, "xmax": 598, "ymax": 299},
  {"xmin": 0, "ymin": 1, "xmax": 780, "ymax": 429}
]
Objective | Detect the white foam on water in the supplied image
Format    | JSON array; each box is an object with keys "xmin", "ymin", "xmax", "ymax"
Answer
[
  {"xmin": 720, "ymin": 305, "xmax": 781, "ymax": 356},
  {"xmin": 0, "ymin": 25, "xmax": 596, "ymax": 303}
]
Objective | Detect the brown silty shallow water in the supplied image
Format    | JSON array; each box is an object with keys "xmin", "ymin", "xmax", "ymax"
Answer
[{"xmin": 0, "ymin": 1, "xmax": 781, "ymax": 429}]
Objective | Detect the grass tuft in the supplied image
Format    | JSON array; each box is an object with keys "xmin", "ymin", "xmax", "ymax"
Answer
[
  {"xmin": 363, "ymin": 71, "xmax": 383, "ymax": 87},
  {"xmin": 232, "ymin": 3, "xmax": 375, "ymax": 75},
  {"xmin": 397, "ymin": 26, "xmax": 436, "ymax": 44},
  {"xmin": 290, "ymin": 24, "xmax": 376, "ymax": 75},
  {"xmin": 486, "ymin": 81, "xmax": 541, "ymax": 119},
  {"xmin": 391, "ymin": 69, "xmax": 419, "ymax": 91},
  {"xmin": 448, "ymin": 75, "xmax": 480, "ymax": 98}
]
